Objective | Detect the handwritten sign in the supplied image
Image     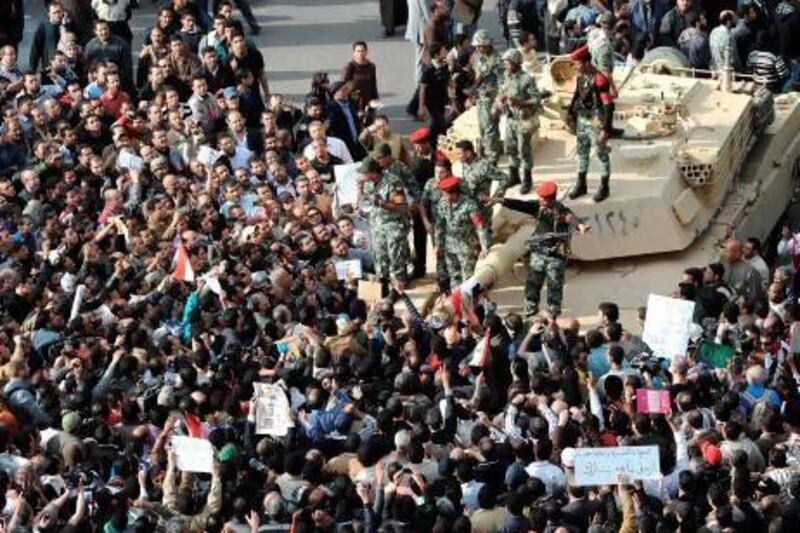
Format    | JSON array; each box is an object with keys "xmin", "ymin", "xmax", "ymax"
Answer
[
  {"xmin": 254, "ymin": 383, "xmax": 294, "ymax": 436},
  {"xmin": 642, "ymin": 294, "xmax": 695, "ymax": 360},
  {"xmin": 636, "ymin": 389, "xmax": 670, "ymax": 414},
  {"xmin": 357, "ymin": 279, "xmax": 383, "ymax": 307},
  {"xmin": 334, "ymin": 259, "xmax": 362, "ymax": 281},
  {"xmin": 171, "ymin": 436, "xmax": 214, "ymax": 473},
  {"xmin": 573, "ymin": 446, "xmax": 661, "ymax": 486},
  {"xmin": 334, "ymin": 163, "xmax": 360, "ymax": 206},
  {"xmin": 197, "ymin": 145, "xmax": 224, "ymax": 167}
]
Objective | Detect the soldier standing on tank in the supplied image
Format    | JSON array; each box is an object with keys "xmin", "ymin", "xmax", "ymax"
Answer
[
  {"xmin": 495, "ymin": 48, "xmax": 542, "ymax": 195},
  {"xmin": 471, "ymin": 30, "xmax": 504, "ymax": 165},
  {"xmin": 455, "ymin": 139, "xmax": 508, "ymax": 234},
  {"xmin": 435, "ymin": 176, "xmax": 492, "ymax": 286},
  {"xmin": 358, "ymin": 158, "xmax": 411, "ymax": 291},
  {"xmin": 566, "ymin": 45, "xmax": 613, "ymax": 203},
  {"xmin": 494, "ymin": 180, "xmax": 588, "ymax": 316},
  {"xmin": 588, "ymin": 12, "xmax": 624, "ymax": 137}
]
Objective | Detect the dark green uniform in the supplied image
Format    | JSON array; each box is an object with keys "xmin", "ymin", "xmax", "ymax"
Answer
[{"xmin": 501, "ymin": 197, "xmax": 577, "ymax": 315}]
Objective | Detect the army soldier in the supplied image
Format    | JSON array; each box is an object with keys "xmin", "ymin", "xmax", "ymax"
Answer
[
  {"xmin": 422, "ymin": 156, "xmax": 455, "ymax": 286},
  {"xmin": 372, "ymin": 142, "xmax": 421, "ymax": 200},
  {"xmin": 435, "ymin": 176, "xmax": 491, "ymax": 286},
  {"xmin": 567, "ymin": 45, "xmax": 613, "ymax": 203},
  {"xmin": 496, "ymin": 48, "xmax": 541, "ymax": 195},
  {"xmin": 497, "ymin": 181, "xmax": 588, "ymax": 316},
  {"xmin": 471, "ymin": 30, "xmax": 504, "ymax": 165},
  {"xmin": 587, "ymin": 12, "xmax": 623, "ymax": 137},
  {"xmin": 408, "ymin": 127, "xmax": 436, "ymax": 278},
  {"xmin": 455, "ymin": 139, "xmax": 508, "ymax": 233},
  {"xmin": 358, "ymin": 158, "xmax": 411, "ymax": 289}
]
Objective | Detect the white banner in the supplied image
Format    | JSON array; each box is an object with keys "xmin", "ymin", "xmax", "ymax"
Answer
[
  {"xmin": 171, "ymin": 436, "xmax": 214, "ymax": 473},
  {"xmin": 642, "ymin": 293, "xmax": 695, "ymax": 360},
  {"xmin": 573, "ymin": 446, "xmax": 661, "ymax": 486}
]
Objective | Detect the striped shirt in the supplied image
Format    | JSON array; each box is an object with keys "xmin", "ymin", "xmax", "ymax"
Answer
[{"xmin": 747, "ymin": 50, "xmax": 790, "ymax": 90}]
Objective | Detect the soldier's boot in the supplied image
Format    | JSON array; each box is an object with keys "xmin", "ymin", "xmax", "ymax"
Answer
[
  {"xmin": 568, "ymin": 171, "xmax": 587, "ymax": 199},
  {"xmin": 519, "ymin": 168, "xmax": 532, "ymax": 195},
  {"xmin": 507, "ymin": 167, "xmax": 520, "ymax": 187},
  {"xmin": 593, "ymin": 175, "xmax": 610, "ymax": 203}
]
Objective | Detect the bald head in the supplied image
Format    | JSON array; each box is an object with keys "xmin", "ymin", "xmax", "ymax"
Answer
[{"xmin": 724, "ymin": 239, "xmax": 743, "ymax": 264}]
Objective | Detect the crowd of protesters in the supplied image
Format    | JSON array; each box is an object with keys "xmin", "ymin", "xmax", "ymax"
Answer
[{"xmin": 0, "ymin": 0, "xmax": 797, "ymax": 533}]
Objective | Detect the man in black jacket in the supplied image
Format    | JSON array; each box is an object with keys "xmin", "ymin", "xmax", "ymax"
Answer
[
  {"xmin": 30, "ymin": 2, "xmax": 72, "ymax": 72},
  {"xmin": 326, "ymin": 81, "xmax": 366, "ymax": 160}
]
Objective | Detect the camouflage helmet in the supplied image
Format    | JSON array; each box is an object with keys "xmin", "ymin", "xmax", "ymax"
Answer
[
  {"xmin": 501, "ymin": 48, "xmax": 522, "ymax": 65},
  {"xmin": 471, "ymin": 29, "xmax": 492, "ymax": 47}
]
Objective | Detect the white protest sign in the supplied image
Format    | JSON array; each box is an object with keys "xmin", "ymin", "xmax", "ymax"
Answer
[
  {"xmin": 334, "ymin": 259, "xmax": 362, "ymax": 281},
  {"xmin": 642, "ymin": 293, "xmax": 695, "ymax": 360},
  {"xmin": 334, "ymin": 163, "xmax": 360, "ymax": 206},
  {"xmin": 197, "ymin": 145, "xmax": 224, "ymax": 167},
  {"xmin": 117, "ymin": 151, "xmax": 143, "ymax": 172},
  {"xmin": 171, "ymin": 436, "xmax": 214, "ymax": 473},
  {"xmin": 254, "ymin": 383, "xmax": 294, "ymax": 436},
  {"xmin": 573, "ymin": 446, "xmax": 661, "ymax": 486}
]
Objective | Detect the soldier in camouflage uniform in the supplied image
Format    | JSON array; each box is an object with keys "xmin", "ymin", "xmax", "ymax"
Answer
[
  {"xmin": 455, "ymin": 139, "xmax": 508, "ymax": 234},
  {"xmin": 497, "ymin": 181, "xmax": 588, "ymax": 316},
  {"xmin": 372, "ymin": 142, "xmax": 421, "ymax": 201},
  {"xmin": 471, "ymin": 30, "xmax": 504, "ymax": 166},
  {"xmin": 434, "ymin": 176, "xmax": 491, "ymax": 286},
  {"xmin": 567, "ymin": 45, "xmax": 613, "ymax": 202},
  {"xmin": 421, "ymin": 157, "xmax": 459, "ymax": 288},
  {"xmin": 587, "ymin": 12, "xmax": 623, "ymax": 137},
  {"xmin": 358, "ymin": 158, "xmax": 411, "ymax": 287},
  {"xmin": 496, "ymin": 48, "xmax": 541, "ymax": 195}
]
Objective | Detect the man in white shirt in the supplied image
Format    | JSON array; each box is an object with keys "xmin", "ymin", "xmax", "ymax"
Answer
[
  {"xmin": 744, "ymin": 237, "xmax": 769, "ymax": 292},
  {"xmin": 525, "ymin": 439, "xmax": 566, "ymax": 496},
  {"xmin": 302, "ymin": 120, "xmax": 353, "ymax": 164},
  {"xmin": 218, "ymin": 133, "xmax": 252, "ymax": 171}
]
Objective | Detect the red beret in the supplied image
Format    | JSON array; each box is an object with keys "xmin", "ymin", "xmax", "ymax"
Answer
[
  {"xmin": 569, "ymin": 45, "xmax": 590, "ymax": 63},
  {"xmin": 536, "ymin": 181, "xmax": 558, "ymax": 198},
  {"xmin": 438, "ymin": 176, "xmax": 461, "ymax": 193},
  {"xmin": 435, "ymin": 152, "xmax": 452, "ymax": 167},
  {"xmin": 409, "ymin": 127, "xmax": 431, "ymax": 144}
]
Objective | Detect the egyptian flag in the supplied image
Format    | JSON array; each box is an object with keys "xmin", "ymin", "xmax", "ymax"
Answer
[{"xmin": 173, "ymin": 244, "xmax": 195, "ymax": 283}]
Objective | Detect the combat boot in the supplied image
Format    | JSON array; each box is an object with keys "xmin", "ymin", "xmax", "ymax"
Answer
[
  {"xmin": 568, "ymin": 172, "xmax": 587, "ymax": 199},
  {"xmin": 593, "ymin": 175, "xmax": 610, "ymax": 203},
  {"xmin": 507, "ymin": 167, "xmax": 520, "ymax": 187},
  {"xmin": 520, "ymin": 169, "xmax": 532, "ymax": 195}
]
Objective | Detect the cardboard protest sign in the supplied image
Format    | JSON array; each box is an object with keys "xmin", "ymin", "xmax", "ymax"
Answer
[
  {"xmin": 357, "ymin": 280, "xmax": 383, "ymax": 307},
  {"xmin": 171, "ymin": 436, "xmax": 214, "ymax": 473},
  {"xmin": 636, "ymin": 389, "xmax": 670, "ymax": 414}
]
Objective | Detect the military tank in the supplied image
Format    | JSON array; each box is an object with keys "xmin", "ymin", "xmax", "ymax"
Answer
[{"xmin": 410, "ymin": 59, "xmax": 800, "ymax": 324}]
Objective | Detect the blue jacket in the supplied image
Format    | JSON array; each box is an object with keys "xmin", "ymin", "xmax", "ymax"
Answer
[
  {"xmin": 629, "ymin": 0, "xmax": 669, "ymax": 46},
  {"xmin": 4, "ymin": 378, "xmax": 50, "ymax": 428},
  {"xmin": 303, "ymin": 390, "xmax": 353, "ymax": 443}
]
